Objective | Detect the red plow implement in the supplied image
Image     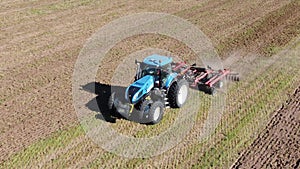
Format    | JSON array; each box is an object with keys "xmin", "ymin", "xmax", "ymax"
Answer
[{"xmin": 173, "ymin": 62, "xmax": 240, "ymax": 95}]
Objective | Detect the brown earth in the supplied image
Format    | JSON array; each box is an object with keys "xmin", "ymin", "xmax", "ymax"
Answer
[
  {"xmin": 219, "ymin": 1, "xmax": 300, "ymax": 57},
  {"xmin": 0, "ymin": 0, "xmax": 299, "ymax": 166},
  {"xmin": 0, "ymin": 0, "xmax": 202, "ymax": 162},
  {"xmin": 232, "ymin": 86, "xmax": 300, "ymax": 169}
]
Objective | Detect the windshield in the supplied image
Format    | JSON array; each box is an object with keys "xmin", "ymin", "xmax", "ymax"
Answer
[{"xmin": 141, "ymin": 67, "xmax": 158, "ymax": 76}]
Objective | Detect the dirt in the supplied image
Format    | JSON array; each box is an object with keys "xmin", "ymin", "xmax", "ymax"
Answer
[
  {"xmin": 0, "ymin": 0, "xmax": 203, "ymax": 162},
  {"xmin": 0, "ymin": 0, "xmax": 299, "ymax": 167},
  {"xmin": 219, "ymin": 1, "xmax": 300, "ymax": 57},
  {"xmin": 231, "ymin": 86, "xmax": 300, "ymax": 169}
]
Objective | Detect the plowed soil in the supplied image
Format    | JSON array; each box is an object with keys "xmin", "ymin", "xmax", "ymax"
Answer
[
  {"xmin": 0, "ymin": 0, "xmax": 299, "ymax": 168},
  {"xmin": 232, "ymin": 86, "xmax": 300, "ymax": 169}
]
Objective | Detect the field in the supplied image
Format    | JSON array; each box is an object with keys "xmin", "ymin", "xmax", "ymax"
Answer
[
  {"xmin": 232, "ymin": 86, "xmax": 300, "ymax": 169},
  {"xmin": 0, "ymin": 0, "xmax": 299, "ymax": 168}
]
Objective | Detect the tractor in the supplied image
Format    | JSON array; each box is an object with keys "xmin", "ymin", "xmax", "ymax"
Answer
[{"xmin": 108, "ymin": 54, "xmax": 239, "ymax": 124}]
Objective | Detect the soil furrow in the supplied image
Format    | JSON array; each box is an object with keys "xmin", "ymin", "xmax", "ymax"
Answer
[
  {"xmin": 1, "ymin": 0, "xmax": 300, "ymax": 168},
  {"xmin": 232, "ymin": 86, "xmax": 300, "ymax": 169},
  {"xmin": 219, "ymin": 1, "xmax": 300, "ymax": 56},
  {"xmin": 0, "ymin": 77, "xmax": 77, "ymax": 162},
  {"xmin": 0, "ymin": 0, "xmax": 64, "ymax": 15}
]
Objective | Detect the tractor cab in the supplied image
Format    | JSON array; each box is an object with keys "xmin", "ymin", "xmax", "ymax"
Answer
[
  {"xmin": 125, "ymin": 54, "xmax": 177, "ymax": 104},
  {"xmin": 136, "ymin": 54, "xmax": 173, "ymax": 88}
]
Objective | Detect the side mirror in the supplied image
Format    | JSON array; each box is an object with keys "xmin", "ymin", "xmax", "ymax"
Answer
[{"xmin": 191, "ymin": 63, "xmax": 196, "ymax": 67}]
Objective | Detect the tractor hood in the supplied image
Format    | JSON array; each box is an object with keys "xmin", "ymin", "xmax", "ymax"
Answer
[{"xmin": 125, "ymin": 75, "xmax": 154, "ymax": 104}]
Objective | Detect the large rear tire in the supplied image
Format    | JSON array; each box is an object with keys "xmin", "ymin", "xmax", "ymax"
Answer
[{"xmin": 167, "ymin": 79, "xmax": 189, "ymax": 108}]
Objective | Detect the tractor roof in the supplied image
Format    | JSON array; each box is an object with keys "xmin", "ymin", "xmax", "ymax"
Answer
[{"xmin": 143, "ymin": 54, "xmax": 172, "ymax": 67}]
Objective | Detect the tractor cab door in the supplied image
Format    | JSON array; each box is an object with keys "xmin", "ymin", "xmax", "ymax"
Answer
[{"xmin": 160, "ymin": 63, "xmax": 172, "ymax": 87}]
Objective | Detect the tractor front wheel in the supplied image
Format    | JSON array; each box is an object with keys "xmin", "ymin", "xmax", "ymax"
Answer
[
  {"xmin": 133, "ymin": 99, "xmax": 151, "ymax": 122},
  {"xmin": 148, "ymin": 101, "xmax": 164, "ymax": 124}
]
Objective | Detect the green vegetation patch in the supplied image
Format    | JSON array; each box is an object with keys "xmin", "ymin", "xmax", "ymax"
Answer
[
  {"xmin": 0, "ymin": 125, "xmax": 83, "ymax": 168},
  {"xmin": 29, "ymin": 8, "xmax": 46, "ymax": 15}
]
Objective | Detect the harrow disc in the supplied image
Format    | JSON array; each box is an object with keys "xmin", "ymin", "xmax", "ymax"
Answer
[{"xmin": 226, "ymin": 74, "xmax": 240, "ymax": 81}]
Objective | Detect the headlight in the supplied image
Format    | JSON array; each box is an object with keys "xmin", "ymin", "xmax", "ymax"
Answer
[{"xmin": 132, "ymin": 92, "xmax": 139, "ymax": 102}]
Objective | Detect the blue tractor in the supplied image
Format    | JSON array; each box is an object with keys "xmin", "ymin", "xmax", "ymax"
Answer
[
  {"xmin": 108, "ymin": 54, "xmax": 239, "ymax": 124},
  {"xmin": 109, "ymin": 54, "xmax": 189, "ymax": 124}
]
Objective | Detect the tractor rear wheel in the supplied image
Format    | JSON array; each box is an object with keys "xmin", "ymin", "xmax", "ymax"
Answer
[{"xmin": 168, "ymin": 79, "xmax": 189, "ymax": 108}]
